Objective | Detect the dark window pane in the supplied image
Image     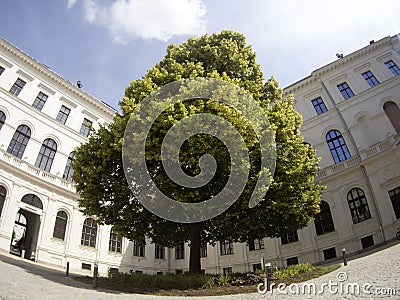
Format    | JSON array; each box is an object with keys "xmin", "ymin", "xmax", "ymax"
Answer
[
  {"xmin": 326, "ymin": 130, "xmax": 351, "ymax": 164},
  {"xmin": 7, "ymin": 125, "xmax": 31, "ymax": 159},
  {"xmin": 347, "ymin": 188, "xmax": 371, "ymax": 224}
]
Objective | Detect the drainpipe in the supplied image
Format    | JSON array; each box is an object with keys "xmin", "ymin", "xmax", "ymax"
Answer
[{"xmin": 360, "ymin": 165, "xmax": 386, "ymax": 244}]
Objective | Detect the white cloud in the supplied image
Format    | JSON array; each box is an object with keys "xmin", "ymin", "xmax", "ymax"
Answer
[
  {"xmin": 67, "ymin": 0, "xmax": 77, "ymax": 9},
  {"xmin": 82, "ymin": 0, "xmax": 207, "ymax": 42}
]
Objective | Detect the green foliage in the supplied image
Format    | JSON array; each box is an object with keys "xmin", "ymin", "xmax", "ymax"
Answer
[
  {"xmin": 217, "ymin": 273, "xmax": 231, "ymax": 286},
  {"xmin": 107, "ymin": 272, "xmax": 213, "ymax": 291},
  {"xmin": 273, "ymin": 263, "xmax": 313, "ymax": 279},
  {"xmin": 72, "ymin": 30, "xmax": 323, "ymax": 273}
]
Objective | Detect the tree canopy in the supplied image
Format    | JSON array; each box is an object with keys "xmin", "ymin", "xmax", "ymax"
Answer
[{"xmin": 72, "ymin": 30, "xmax": 323, "ymax": 274}]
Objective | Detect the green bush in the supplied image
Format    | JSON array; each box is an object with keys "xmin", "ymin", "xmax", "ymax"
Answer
[
  {"xmin": 273, "ymin": 263, "xmax": 313, "ymax": 279},
  {"xmin": 107, "ymin": 272, "xmax": 214, "ymax": 290}
]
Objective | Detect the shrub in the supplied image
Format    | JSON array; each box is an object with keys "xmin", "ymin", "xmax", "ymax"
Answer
[{"xmin": 273, "ymin": 263, "xmax": 313, "ymax": 279}]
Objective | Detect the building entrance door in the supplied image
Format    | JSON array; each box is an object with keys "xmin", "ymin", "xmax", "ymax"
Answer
[{"xmin": 10, "ymin": 209, "xmax": 41, "ymax": 260}]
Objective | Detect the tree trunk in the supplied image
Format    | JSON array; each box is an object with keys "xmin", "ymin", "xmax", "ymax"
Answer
[{"xmin": 189, "ymin": 222, "xmax": 202, "ymax": 274}]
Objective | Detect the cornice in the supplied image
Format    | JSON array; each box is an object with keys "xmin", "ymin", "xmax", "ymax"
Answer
[
  {"xmin": 284, "ymin": 35, "xmax": 394, "ymax": 96},
  {"xmin": 0, "ymin": 37, "xmax": 116, "ymax": 119}
]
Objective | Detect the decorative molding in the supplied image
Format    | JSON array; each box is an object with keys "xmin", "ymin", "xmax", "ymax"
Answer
[{"xmin": 0, "ymin": 38, "xmax": 116, "ymax": 118}]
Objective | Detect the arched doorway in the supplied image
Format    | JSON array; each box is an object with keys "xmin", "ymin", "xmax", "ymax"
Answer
[
  {"xmin": 9, "ymin": 211, "xmax": 27, "ymax": 256},
  {"xmin": 10, "ymin": 194, "xmax": 43, "ymax": 260}
]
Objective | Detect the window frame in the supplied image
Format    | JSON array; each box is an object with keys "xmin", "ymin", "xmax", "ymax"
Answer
[
  {"xmin": 337, "ymin": 82, "xmax": 355, "ymax": 99},
  {"xmin": 175, "ymin": 243, "xmax": 185, "ymax": 260},
  {"xmin": 32, "ymin": 92, "xmax": 48, "ymax": 111},
  {"xmin": 81, "ymin": 218, "xmax": 97, "ymax": 248},
  {"xmin": 56, "ymin": 105, "xmax": 71, "ymax": 124},
  {"xmin": 281, "ymin": 231, "xmax": 299, "ymax": 245},
  {"xmin": 34, "ymin": 138, "xmax": 57, "ymax": 172},
  {"xmin": 248, "ymin": 238, "xmax": 264, "ymax": 251},
  {"xmin": 0, "ymin": 110, "xmax": 6, "ymax": 131},
  {"xmin": 108, "ymin": 228, "xmax": 122, "ymax": 253},
  {"xmin": 220, "ymin": 240, "xmax": 234, "ymax": 255},
  {"xmin": 9, "ymin": 78, "xmax": 26, "ymax": 96},
  {"xmin": 362, "ymin": 70, "xmax": 379, "ymax": 87},
  {"xmin": 154, "ymin": 244, "xmax": 165, "ymax": 259},
  {"xmin": 133, "ymin": 237, "xmax": 146, "ymax": 257},
  {"xmin": 314, "ymin": 201, "xmax": 335, "ymax": 235},
  {"xmin": 0, "ymin": 185, "xmax": 7, "ymax": 218},
  {"xmin": 326, "ymin": 130, "xmax": 351, "ymax": 164},
  {"xmin": 347, "ymin": 188, "xmax": 371, "ymax": 224},
  {"xmin": 63, "ymin": 152, "xmax": 76, "ymax": 182},
  {"xmin": 388, "ymin": 187, "xmax": 400, "ymax": 219},
  {"xmin": 311, "ymin": 97, "xmax": 328, "ymax": 115},
  {"xmin": 7, "ymin": 125, "xmax": 31, "ymax": 159},
  {"xmin": 53, "ymin": 210, "xmax": 68, "ymax": 240},
  {"xmin": 385, "ymin": 60, "xmax": 400, "ymax": 76},
  {"xmin": 80, "ymin": 118, "xmax": 93, "ymax": 137}
]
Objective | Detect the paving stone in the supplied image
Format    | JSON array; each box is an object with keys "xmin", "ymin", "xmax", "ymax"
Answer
[{"xmin": 0, "ymin": 242, "xmax": 399, "ymax": 299}]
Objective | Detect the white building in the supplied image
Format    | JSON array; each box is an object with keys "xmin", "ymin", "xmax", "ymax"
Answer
[{"xmin": 0, "ymin": 34, "xmax": 399, "ymax": 276}]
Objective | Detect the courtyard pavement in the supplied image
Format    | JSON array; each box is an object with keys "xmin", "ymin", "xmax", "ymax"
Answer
[{"xmin": 0, "ymin": 242, "xmax": 399, "ymax": 300}]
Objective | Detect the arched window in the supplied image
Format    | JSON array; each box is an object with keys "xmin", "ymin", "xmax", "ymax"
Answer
[
  {"xmin": 326, "ymin": 130, "xmax": 351, "ymax": 164},
  {"xmin": 7, "ymin": 125, "xmax": 31, "ymax": 159},
  {"xmin": 347, "ymin": 188, "xmax": 371, "ymax": 224},
  {"xmin": 81, "ymin": 218, "xmax": 97, "ymax": 248},
  {"xmin": 108, "ymin": 228, "xmax": 122, "ymax": 253},
  {"xmin": 63, "ymin": 152, "xmax": 76, "ymax": 182},
  {"xmin": 35, "ymin": 138, "xmax": 57, "ymax": 172},
  {"xmin": 383, "ymin": 101, "xmax": 400, "ymax": 134},
  {"xmin": 0, "ymin": 185, "xmax": 6, "ymax": 218},
  {"xmin": 53, "ymin": 211, "xmax": 68, "ymax": 240},
  {"xmin": 0, "ymin": 111, "xmax": 5, "ymax": 131},
  {"xmin": 21, "ymin": 194, "xmax": 43, "ymax": 210},
  {"xmin": 314, "ymin": 201, "xmax": 335, "ymax": 235}
]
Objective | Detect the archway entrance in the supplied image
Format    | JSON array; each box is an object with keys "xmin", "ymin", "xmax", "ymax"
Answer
[{"xmin": 10, "ymin": 209, "xmax": 41, "ymax": 260}]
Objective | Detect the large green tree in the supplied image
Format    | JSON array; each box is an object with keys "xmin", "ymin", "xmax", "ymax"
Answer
[{"xmin": 73, "ymin": 31, "xmax": 322, "ymax": 274}]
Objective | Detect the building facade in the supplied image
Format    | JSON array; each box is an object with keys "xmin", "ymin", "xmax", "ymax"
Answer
[{"xmin": 0, "ymin": 35, "xmax": 399, "ymax": 276}]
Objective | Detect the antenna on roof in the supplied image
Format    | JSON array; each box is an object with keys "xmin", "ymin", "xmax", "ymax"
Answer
[{"xmin": 77, "ymin": 81, "xmax": 83, "ymax": 88}]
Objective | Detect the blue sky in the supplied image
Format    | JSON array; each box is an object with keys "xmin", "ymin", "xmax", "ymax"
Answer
[{"xmin": 1, "ymin": 0, "xmax": 400, "ymax": 110}]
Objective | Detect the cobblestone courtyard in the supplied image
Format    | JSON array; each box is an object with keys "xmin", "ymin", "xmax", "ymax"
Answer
[{"xmin": 0, "ymin": 242, "xmax": 399, "ymax": 300}]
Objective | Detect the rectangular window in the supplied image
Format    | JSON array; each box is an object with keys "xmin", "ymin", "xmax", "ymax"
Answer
[
  {"xmin": 388, "ymin": 187, "xmax": 400, "ymax": 219},
  {"xmin": 133, "ymin": 238, "xmax": 145, "ymax": 257},
  {"xmin": 175, "ymin": 269, "xmax": 183, "ymax": 274},
  {"xmin": 175, "ymin": 243, "xmax": 184, "ymax": 259},
  {"xmin": 0, "ymin": 66, "xmax": 4, "ymax": 75},
  {"xmin": 385, "ymin": 60, "xmax": 400, "ymax": 76},
  {"xmin": 281, "ymin": 231, "xmax": 299, "ymax": 245},
  {"xmin": 81, "ymin": 263, "xmax": 91, "ymax": 270},
  {"xmin": 287, "ymin": 257, "xmax": 299, "ymax": 266},
  {"xmin": 220, "ymin": 240, "xmax": 233, "ymax": 255},
  {"xmin": 311, "ymin": 97, "xmax": 328, "ymax": 115},
  {"xmin": 155, "ymin": 245, "xmax": 165, "ymax": 259},
  {"xmin": 109, "ymin": 230, "xmax": 122, "ymax": 253},
  {"xmin": 248, "ymin": 238, "xmax": 264, "ymax": 251},
  {"xmin": 9, "ymin": 78, "xmax": 26, "ymax": 96},
  {"xmin": 337, "ymin": 82, "xmax": 355, "ymax": 99},
  {"xmin": 109, "ymin": 267, "xmax": 119, "ymax": 274},
  {"xmin": 200, "ymin": 245, "xmax": 207, "ymax": 258},
  {"xmin": 223, "ymin": 267, "xmax": 232, "ymax": 274},
  {"xmin": 32, "ymin": 92, "xmax": 48, "ymax": 111},
  {"xmin": 361, "ymin": 235, "xmax": 374, "ymax": 249},
  {"xmin": 56, "ymin": 105, "xmax": 71, "ymax": 124},
  {"xmin": 362, "ymin": 71, "xmax": 379, "ymax": 87},
  {"xmin": 80, "ymin": 118, "xmax": 92, "ymax": 137},
  {"xmin": 323, "ymin": 247, "xmax": 336, "ymax": 260}
]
